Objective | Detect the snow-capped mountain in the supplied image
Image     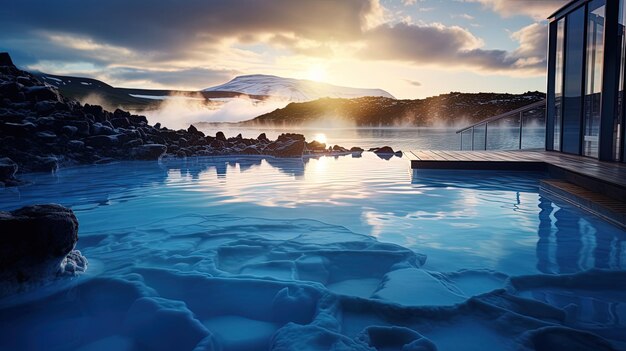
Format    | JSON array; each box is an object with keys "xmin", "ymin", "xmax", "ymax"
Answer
[{"xmin": 203, "ymin": 74, "xmax": 395, "ymax": 101}]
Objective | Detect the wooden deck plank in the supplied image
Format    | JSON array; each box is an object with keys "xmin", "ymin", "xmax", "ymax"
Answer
[
  {"xmin": 410, "ymin": 150, "xmax": 626, "ymax": 195},
  {"xmin": 429, "ymin": 150, "xmax": 458, "ymax": 161},
  {"xmin": 413, "ymin": 150, "xmax": 439, "ymax": 161},
  {"xmin": 438, "ymin": 150, "xmax": 470, "ymax": 161},
  {"xmin": 406, "ymin": 151, "xmax": 419, "ymax": 161}
]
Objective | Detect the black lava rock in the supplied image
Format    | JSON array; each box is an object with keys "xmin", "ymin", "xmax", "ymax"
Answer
[
  {"xmin": 307, "ymin": 141, "xmax": 326, "ymax": 152},
  {"xmin": 215, "ymin": 131, "xmax": 227, "ymax": 142},
  {"xmin": 0, "ymin": 52, "xmax": 15, "ymax": 67},
  {"xmin": 130, "ymin": 144, "xmax": 167, "ymax": 160},
  {"xmin": 277, "ymin": 133, "xmax": 305, "ymax": 142},
  {"xmin": 187, "ymin": 124, "xmax": 205, "ymax": 137},
  {"xmin": 0, "ymin": 157, "xmax": 18, "ymax": 180},
  {"xmin": 0, "ymin": 204, "xmax": 79, "ymax": 282},
  {"xmin": 269, "ymin": 139, "xmax": 306, "ymax": 158},
  {"xmin": 374, "ymin": 146, "xmax": 395, "ymax": 154}
]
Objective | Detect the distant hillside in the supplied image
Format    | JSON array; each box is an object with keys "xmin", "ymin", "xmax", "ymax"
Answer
[
  {"xmin": 241, "ymin": 91, "xmax": 546, "ymax": 127},
  {"xmin": 34, "ymin": 73, "xmax": 268, "ymax": 111},
  {"xmin": 204, "ymin": 74, "xmax": 394, "ymax": 101}
]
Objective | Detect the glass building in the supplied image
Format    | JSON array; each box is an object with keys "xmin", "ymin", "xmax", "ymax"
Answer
[{"xmin": 546, "ymin": 0, "xmax": 626, "ymax": 162}]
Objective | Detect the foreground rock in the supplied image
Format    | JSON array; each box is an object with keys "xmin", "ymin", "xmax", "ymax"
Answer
[{"xmin": 0, "ymin": 204, "xmax": 87, "ymax": 289}]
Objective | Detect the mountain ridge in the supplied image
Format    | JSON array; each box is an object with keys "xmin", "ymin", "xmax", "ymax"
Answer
[
  {"xmin": 34, "ymin": 73, "xmax": 269, "ymax": 111},
  {"xmin": 203, "ymin": 74, "xmax": 395, "ymax": 101},
  {"xmin": 33, "ymin": 72, "xmax": 545, "ymax": 128}
]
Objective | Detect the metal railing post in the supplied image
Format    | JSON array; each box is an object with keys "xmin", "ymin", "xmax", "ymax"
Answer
[
  {"xmin": 484, "ymin": 123, "xmax": 488, "ymax": 150},
  {"xmin": 471, "ymin": 127, "xmax": 475, "ymax": 150},
  {"xmin": 460, "ymin": 132, "xmax": 463, "ymax": 150},
  {"xmin": 518, "ymin": 111, "xmax": 523, "ymax": 149}
]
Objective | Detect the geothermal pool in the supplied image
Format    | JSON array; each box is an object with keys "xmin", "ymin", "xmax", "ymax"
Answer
[{"xmin": 0, "ymin": 153, "xmax": 625, "ymax": 350}]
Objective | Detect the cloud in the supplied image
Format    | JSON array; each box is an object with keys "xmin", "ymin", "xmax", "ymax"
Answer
[
  {"xmin": 364, "ymin": 22, "xmax": 483, "ymax": 60},
  {"xmin": 0, "ymin": 0, "xmax": 385, "ymax": 86},
  {"xmin": 360, "ymin": 21, "xmax": 548, "ymax": 74},
  {"xmin": 451, "ymin": 13, "xmax": 475, "ymax": 20},
  {"xmin": 405, "ymin": 79, "xmax": 422, "ymax": 86},
  {"xmin": 104, "ymin": 67, "xmax": 239, "ymax": 90},
  {"xmin": 0, "ymin": 0, "xmax": 552, "ymax": 88},
  {"xmin": 463, "ymin": 0, "xmax": 568, "ymax": 20},
  {"xmin": 0, "ymin": 0, "xmax": 381, "ymax": 54},
  {"xmin": 509, "ymin": 22, "xmax": 548, "ymax": 67}
]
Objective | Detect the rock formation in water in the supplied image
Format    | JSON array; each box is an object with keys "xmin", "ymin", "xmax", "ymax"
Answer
[{"xmin": 0, "ymin": 204, "xmax": 87, "ymax": 293}]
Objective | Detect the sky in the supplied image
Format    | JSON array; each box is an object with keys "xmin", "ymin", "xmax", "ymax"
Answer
[{"xmin": 0, "ymin": 0, "xmax": 569, "ymax": 99}]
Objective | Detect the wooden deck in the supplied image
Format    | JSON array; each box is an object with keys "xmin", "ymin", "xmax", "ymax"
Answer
[
  {"xmin": 540, "ymin": 179, "xmax": 626, "ymax": 228},
  {"xmin": 408, "ymin": 150, "xmax": 626, "ymax": 202}
]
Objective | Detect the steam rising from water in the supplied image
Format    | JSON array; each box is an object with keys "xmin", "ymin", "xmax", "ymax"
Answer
[
  {"xmin": 78, "ymin": 93, "xmax": 482, "ymax": 131},
  {"xmin": 142, "ymin": 96, "xmax": 289, "ymax": 130},
  {"xmin": 80, "ymin": 93, "xmax": 117, "ymax": 111}
]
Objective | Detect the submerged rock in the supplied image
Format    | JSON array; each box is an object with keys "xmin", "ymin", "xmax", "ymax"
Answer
[{"xmin": 0, "ymin": 204, "xmax": 86, "ymax": 285}]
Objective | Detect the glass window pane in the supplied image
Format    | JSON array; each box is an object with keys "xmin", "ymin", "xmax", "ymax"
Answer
[
  {"xmin": 618, "ymin": 0, "xmax": 625, "ymax": 161},
  {"xmin": 583, "ymin": 0, "xmax": 606, "ymax": 158},
  {"xmin": 562, "ymin": 6, "xmax": 586, "ymax": 155},
  {"xmin": 554, "ymin": 19, "xmax": 565, "ymax": 151}
]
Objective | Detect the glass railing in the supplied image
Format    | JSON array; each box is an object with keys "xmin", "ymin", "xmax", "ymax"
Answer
[{"xmin": 457, "ymin": 100, "xmax": 546, "ymax": 151}]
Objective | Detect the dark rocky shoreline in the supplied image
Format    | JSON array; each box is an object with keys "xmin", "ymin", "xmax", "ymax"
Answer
[{"xmin": 0, "ymin": 52, "xmax": 401, "ymax": 187}]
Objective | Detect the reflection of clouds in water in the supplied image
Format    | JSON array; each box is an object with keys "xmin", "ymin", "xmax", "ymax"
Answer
[{"xmin": 1, "ymin": 154, "xmax": 623, "ymax": 277}]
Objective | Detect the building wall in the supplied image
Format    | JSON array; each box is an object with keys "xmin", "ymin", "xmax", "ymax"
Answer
[{"xmin": 546, "ymin": 0, "xmax": 625, "ymax": 162}]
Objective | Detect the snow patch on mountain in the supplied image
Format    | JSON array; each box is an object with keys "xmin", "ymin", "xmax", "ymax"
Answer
[{"xmin": 203, "ymin": 74, "xmax": 395, "ymax": 102}]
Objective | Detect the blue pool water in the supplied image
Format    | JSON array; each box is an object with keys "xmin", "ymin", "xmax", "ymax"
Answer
[{"xmin": 1, "ymin": 153, "xmax": 625, "ymax": 350}]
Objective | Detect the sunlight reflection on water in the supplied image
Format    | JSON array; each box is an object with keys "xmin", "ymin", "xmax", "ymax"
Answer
[{"xmin": 1, "ymin": 152, "xmax": 623, "ymax": 276}]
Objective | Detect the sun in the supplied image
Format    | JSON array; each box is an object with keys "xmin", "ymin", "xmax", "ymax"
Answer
[
  {"xmin": 313, "ymin": 133, "xmax": 327, "ymax": 144},
  {"xmin": 307, "ymin": 65, "xmax": 327, "ymax": 82}
]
